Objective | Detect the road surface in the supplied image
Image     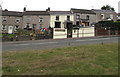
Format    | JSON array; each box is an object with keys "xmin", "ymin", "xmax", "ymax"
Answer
[{"xmin": 2, "ymin": 36, "xmax": 119, "ymax": 51}]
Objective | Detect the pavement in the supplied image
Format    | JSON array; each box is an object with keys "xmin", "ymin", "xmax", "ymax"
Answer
[{"xmin": 2, "ymin": 36, "xmax": 119, "ymax": 52}]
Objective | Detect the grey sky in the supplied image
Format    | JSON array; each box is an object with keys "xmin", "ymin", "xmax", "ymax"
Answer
[
  {"xmin": 118, "ymin": 1, "xmax": 120, "ymax": 13},
  {"xmin": 0, "ymin": 0, "xmax": 120, "ymax": 12}
]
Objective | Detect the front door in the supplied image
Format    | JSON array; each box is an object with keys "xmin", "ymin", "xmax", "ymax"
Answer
[
  {"xmin": 8, "ymin": 26, "xmax": 13, "ymax": 34},
  {"xmin": 66, "ymin": 22, "xmax": 73, "ymax": 38}
]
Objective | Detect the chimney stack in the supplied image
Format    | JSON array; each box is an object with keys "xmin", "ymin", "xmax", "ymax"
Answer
[
  {"xmin": 23, "ymin": 7, "xmax": 26, "ymax": 12},
  {"xmin": 46, "ymin": 7, "xmax": 50, "ymax": 12}
]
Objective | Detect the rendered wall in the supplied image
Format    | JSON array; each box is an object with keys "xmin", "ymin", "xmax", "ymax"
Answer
[
  {"xmin": 50, "ymin": 15, "xmax": 74, "ymax": 28},
  {"xmin": 72, "ymin": 27, "xmax": 95, "ymax": 38},
  {"xmin": 53, "ymin": 28, "xmax": 67, "ymax": 39}
]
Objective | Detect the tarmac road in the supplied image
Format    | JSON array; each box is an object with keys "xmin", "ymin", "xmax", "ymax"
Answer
[{"xmin": 2, "ymin": 36, "xmax": 119, "ymax": 51}]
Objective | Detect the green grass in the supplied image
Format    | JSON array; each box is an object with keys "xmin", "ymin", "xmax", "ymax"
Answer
[{"xmin": 2, "ymin": 43, "xmax": 118, "ymax": 75}]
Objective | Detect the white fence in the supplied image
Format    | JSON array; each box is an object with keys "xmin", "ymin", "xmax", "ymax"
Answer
[
  {"xmin": 53, "ymin": 28, "xmax": 67, "ymax": 39},
  {"xmin": 72, "ymin": 27, "xmax": 95, "ymax": 38}
]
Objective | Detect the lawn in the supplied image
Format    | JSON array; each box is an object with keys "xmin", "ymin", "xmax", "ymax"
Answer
[{"xmin": 2, "ymin": 43, "xmax": 118, "ymax": 75}]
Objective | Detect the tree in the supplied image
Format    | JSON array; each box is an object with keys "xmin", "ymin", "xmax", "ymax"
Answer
[{"xmin": 101, "ymin": 5, "xmax": 115, "ymax": 11}]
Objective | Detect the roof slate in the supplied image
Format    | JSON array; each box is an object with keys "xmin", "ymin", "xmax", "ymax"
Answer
[
  {"xmin": 23, "ymin": 11, "xmax": 50, "ymax": 15},
  {"xmin": 50, "ymin": 11, "xmax": 72, "ymax": 14},
  {"xmin": 71, "ymin": 8, "xmax": 95, "ymax": 14},
  {"xmin": 2, "ymin": 11, "xmax": 23, "ymax": 16},
  {"xmin": 92, "ymin": 9, "xmax": 115, "ymax": 13}
]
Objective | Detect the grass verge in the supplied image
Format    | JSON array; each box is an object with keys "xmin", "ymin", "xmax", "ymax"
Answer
[{"xmin": 2, "ymin": 43, "xmax": 118, "ymax": 75}]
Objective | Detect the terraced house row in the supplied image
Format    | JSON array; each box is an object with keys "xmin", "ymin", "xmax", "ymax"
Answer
[{"xmin": 1, "ymin": 7, "xmax": 118, "ymax": 39}]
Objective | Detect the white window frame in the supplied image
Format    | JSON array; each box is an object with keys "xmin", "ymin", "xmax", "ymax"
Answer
[
  {"xmin": 14, "ymin": 25, "xmax": 19, "ymax": 31},
  {"xmin": 101, "ymin": 14, "xmax": 104, "ymax": 19},
  {"xmin": 86, "ymin": 15, "xmax": 90, "ymax": 20},
  {"xmin": 2, "ymin": 25, "xmax": 7, "ymax": 30},
  {"xmin": 76, "ymin": 15, "xmax": 80, "ymax": 19},
  {"xmin": 67, "ymin": 15, "xmax": 70, "ymax": 21},
  {"xmin": 26, "ymin": 23, "xmax": 30, "ymax": 28},
  {"xmin": 15, "ymin": 19, "xmax": 20, "ymax": 23},
  {"xmin": 56, "ymin": 16, "xmax": 59, "ymax": 20},
  {"xmin": 2, "ymin": 17, "xmax": 7, "ymax": 22},
  {"xmin": 39, "ymin": 18, "xmax": 43, "ymax": 22}
]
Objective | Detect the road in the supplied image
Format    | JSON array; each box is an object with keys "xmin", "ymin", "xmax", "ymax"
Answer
[{"xmin": 2, "ymin": 36, "xmax": 119, "ymax": 51}]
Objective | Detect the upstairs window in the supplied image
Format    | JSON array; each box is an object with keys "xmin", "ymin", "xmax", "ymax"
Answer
[
  {"xmin": 86, "ymin": 15, "xmax": 89, "ymax": 20},
  {"xmin": 67, "ymin": 15, "xmax": 70, "ymax": 21},
  {"xmin": 101, "ymin": 14, "xmax": 104, "ymax": 19},
  {"xmin": 76, "ymin": 15, "xmax": 80, "ymax": 19},
  {"xmin": 56, "ymin": 16, "xmax": 59, "ymax": 20},
  {"xmin": 39, "ymin": 18, "xmax": 43, "ymax": 22},
  {"xmin": 2, "ymin": 17, "xmax": 7, "ymax": 22},
  {"xmin": 15, "ymin": 19, "xmax": 20, "ymax": 23}
]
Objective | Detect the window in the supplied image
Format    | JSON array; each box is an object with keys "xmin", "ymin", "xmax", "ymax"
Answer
[
  {"xmin": 86, "ymin": 15, "xmax": 89, "ymax": 20},
  {"xmin": 2, "ymin": 25, "xmax": 7, "ymax": 30},
  {"xmin": 67, "ymin": 15, "xmax": 70, "ymax": 21},
  {"xmin": 101, "ymin": 14, "xmax": 104, "ymax": 19},
  {"xmin": 76, "ymin": 15, "xmax": 80, "ymax": 19},
  {"xmin": 26, "ymin": 23, "xmax": 30, "ymax": 28},
  {"xmin": 55, "ymin": 22, "xmax": 61, "ymax": 28},
  {"xmin": 15, "ymin": 19, "xmax": 20, "ymax": 23},
  {"xmin": 56, "ymin": 16, "xmax": 59, "ymax": 20},
  {"xmin": 2, "ymin": 17, "xmax": 7, "ymax": 22},
  {"xmin": 39, "ymin": 18, "xmax": 43, "ymax": 22},
  {"xmin": 110, "ymin": 14, "xmax": 113, "ymax": 19},
  {"xmin": 14, "ymin": 25, "xmax": 19, "ymax": 31}
]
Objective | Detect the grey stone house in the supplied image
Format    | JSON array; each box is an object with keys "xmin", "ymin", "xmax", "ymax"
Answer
[
  {"xmin": 70, "ymin": 8, "xmax": 96, "ymax": 27},
  {"xmin": 22, "ymin": 9, "xmax": 50, "ymax": 32},
  {"xmin": 92, "ymin": 9, "xmax": 117, "ymax": 22},
  {"xmin": 2, "ymin": 10, "xmax": 23, "ymax": 33}
]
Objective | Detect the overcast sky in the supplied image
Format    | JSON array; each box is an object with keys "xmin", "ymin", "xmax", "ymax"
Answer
[{"xmin": 0, "ymin": 0, "xmax": 120, "ymax": 13}]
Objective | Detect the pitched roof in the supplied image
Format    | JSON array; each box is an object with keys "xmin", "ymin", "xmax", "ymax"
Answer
[
  {"xmin": 50, "ymin": 11, "xmax": 72, "ymax": 15},
  {"xmin": 2, "ymin": 10, "xmax": 23, "ymax": 16},
  {"xmin": 71, "ymin": 8, "xmax": 95, "ymax": 14},
  {"xmin": 23, "ymin": 11, "xmax": 50, "ymax": 15},
  {"xmin": 92, "ymin": 9, "xmax": 115, "ymax": 13}
]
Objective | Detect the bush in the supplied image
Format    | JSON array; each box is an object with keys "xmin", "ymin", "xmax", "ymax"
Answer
[{"xmin": 95, "ymin": 21, "xmax": 120, "ymax": 30}]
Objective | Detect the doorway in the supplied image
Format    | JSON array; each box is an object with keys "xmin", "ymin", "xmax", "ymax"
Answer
[
  {"xmin": 8, "ymin": 26, "xmax": 13, "ymax": 34},
  {"xmin": 66, "ymin": 22, "xmax": 73, "ymax": 38}
]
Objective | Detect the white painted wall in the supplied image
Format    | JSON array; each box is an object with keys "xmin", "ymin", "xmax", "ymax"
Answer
[
  {"xmin": 72, "ymin": 27, "xmax": 95, "ymax": 38},
  {"xmin": 53, "ymin": 28, "xmax": 67, "ymax": 39},
  {"xmin": 50, "ymin": 15, "xmax": 74, "ymax": 28}
]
